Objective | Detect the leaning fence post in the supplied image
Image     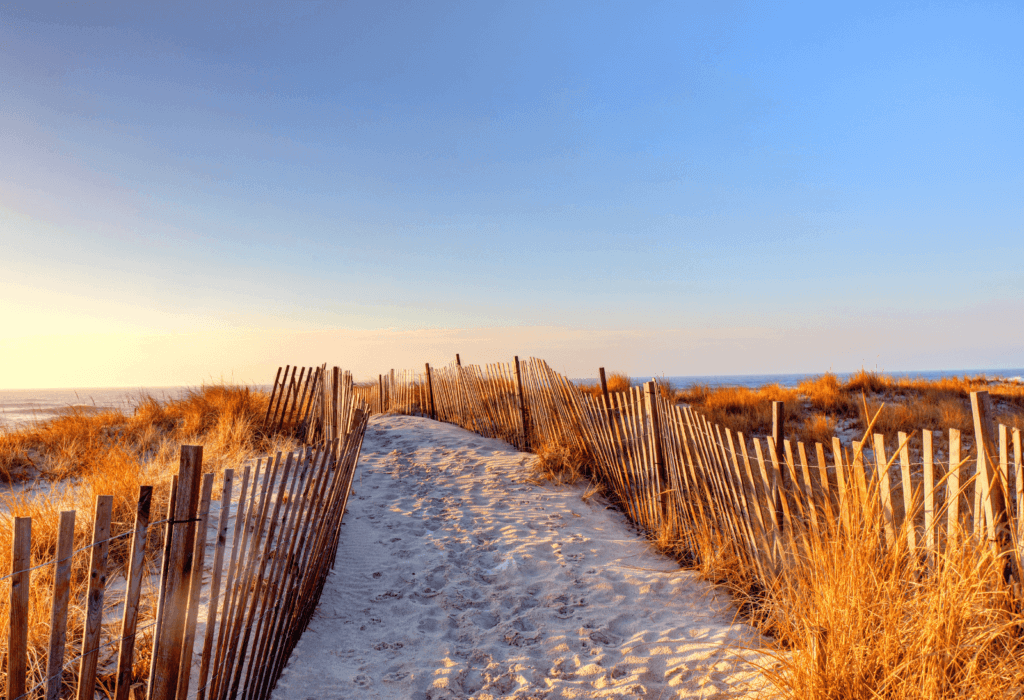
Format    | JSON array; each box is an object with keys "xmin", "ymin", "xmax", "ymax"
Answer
[
  {"xmin": 425, "ymin": 363, "xmax": 437, "ymax": 420},
  {"xmin": 772, "ymin": 401, "xmax": 790, "ymax": 491},
  {"xmin": 77, "ymin": 495, "xmax": 114, "ymax": 700},
  {"xmin": 970, "ymin": 391, "xmax": 1014, "ymax": 580},
  {"xmin": 515, "ymin": 356, "xmax": 529, "ymax": 451},
  {"xmin": 645, "ymin": 381, "xmax": 670, "ymax": 526},
  {"xmin": 115, "ymin": 487, "xmax": 153, "ymax": 700},
  {"xmin": 149, "ymin": 445, "xmax": 204, "ymax": 700},
  {"xmin": 8, "ymin": 517, "xmax": 31, "ymax": 700},
  {"xmin": 46, "ymin": 511, "xmax": 76, "ymax": 700}
]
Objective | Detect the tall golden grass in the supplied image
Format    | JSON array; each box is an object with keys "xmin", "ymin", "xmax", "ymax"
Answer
[
  {"xmin": 568, "ymin": 370, "xmax": 1024, "ymax": 697},
  {"xmin": 0, "ymin": 384, "xmax": 287, "ymax": 695},
  {"xmin": 675, "ymin": 370, "xmax": 1024, "ymax": 448}
]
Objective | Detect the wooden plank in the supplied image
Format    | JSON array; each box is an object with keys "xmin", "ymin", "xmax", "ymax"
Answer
[
  {"xmin": 114, "ymin": 487, "xmax": 153, "ymax": 700},
  {"xmin": 196, "ymin": 470, "xmax": 234, "ymax": 700},
  {"xmin": 7, "ymin": 517, "xmax": 31, "ymax": 700},
  {"xmin": 45, "ymin": 511, "xmax": 76, "ymax": 700},
  {"xmin": 268, "ymin": 365, "xmax": 294, "ymax": 434},
  {"xmin": 252, "ymin": 448, "xmax": 334, "ymax": 700},
  {"xmin": 262, "ymin": 366, "xmax": 283, "ymax": 429},
  {"xmin": 772, "ymin": 402, "xmax": 788, "ymax": 491},
  {"xmin": 970, "ymin": 391, "xmax": 1011, "ymax": 554},
  {"xmin": 209, "ymin": 460, "xmax": 263, "ymax": 700},
  {"xmin": 767, "ymin": 437, "xmax": 797, "ymax": 536},
  {"xmin": 515, "ymin": 356, "xmax": 529, "ymax": 450},
  {"xmin": 284, "ymin": 367, "xmax": 309, "ymax": 434},
  {"xmin": 752, "ymin": 438, "xmax": 781, "ymax": 533},
  {"xmin": 1015, "ymin": 428, "xmax": 1023, "ymax": 545},
  {"xmin": 815, "ymin": 442, "xmax": 834, "ymax": 524},
  {"xmin": 176, "ymin": 473, "xmax": 215, "ymax": 700},
  {"xmin": 599, "ymin": 367, "xmax": 609, "ymax": 404},
  {"xmin": 796, "ymin": 442, "xmax": 820, "ymax": 536},
  {"xmin": 947, "ymin": 429, "xmax": 962, "ymax": 546},
  {"xmin": 851, "ymin": 439, "xmax": 870, "ymax": 519},
  {"xmin": 832, "ymin": 437, "xmax": 850, "ymax": 533},
  {"xmin": 77, "ymin": 495, "xmax": 114, "ymax": 700},
  {"xmin": 644, "ymin": 381, "xmax": 669, "ymax": 526},
  {"xmin": 225, "ymin": 453, "xmax": 299, "ymax": 700},
  {"xmin": 874, "ymin": 434, "xmax": 897, "ymax": 548},
  {"xmin": 149, "ymin": 445, "xmax": 205, "ymax": 700},
  {"xmin": 897, "ymin": 431, "xmax": 916, "ymax": 552},
  {"xmin": 148, "ymin": 475, "xmax": 178, "ymax": 694},
  {"xmin": 923, "ymin": 430, "xmax": 936, "ymax": 562},
  {"xmin": 246, "ymin": 449, "xmax": 330, "ymax": 700}
]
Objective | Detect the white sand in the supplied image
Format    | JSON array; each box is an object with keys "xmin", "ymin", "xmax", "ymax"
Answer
[{"xmin": 271, "ymin": 415, "xmax": 771, "ymax": 699}]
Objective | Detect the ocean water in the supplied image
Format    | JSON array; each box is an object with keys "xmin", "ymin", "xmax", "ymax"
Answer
[
  {"xmin": 581, "ymin": 368, "xmax": 1024, "ymax": 390},
  {"xmin": 0, "ymin": 386, "xmax": 195, "ymax": 433},
  {"xmin": 3, "ymin": 369, "xmax": 1023, "ymax": 433}
]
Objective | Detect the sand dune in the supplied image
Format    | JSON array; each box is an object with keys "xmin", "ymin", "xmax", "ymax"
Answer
[{"xmin": 271, "ymin": 415, "xmax": 770, "ymax": 699}]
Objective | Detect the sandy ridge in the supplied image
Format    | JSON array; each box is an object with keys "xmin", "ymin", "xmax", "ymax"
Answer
[{"xmin": 270, "ymin": 415, "xmax": 769, "ymax": 699}]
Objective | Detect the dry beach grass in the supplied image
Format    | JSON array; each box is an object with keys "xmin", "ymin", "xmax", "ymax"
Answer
[
  {"xmin": 0, "ymin": 385, "xmax": 291, "ymax": 695},
  {"xmin": 4, "ymin": 373, "xmax": 1024, "ymax": 698}
]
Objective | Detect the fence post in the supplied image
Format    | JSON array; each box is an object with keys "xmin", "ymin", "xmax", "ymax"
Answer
[
  {"xmin": 456, "ymin": 353, "xmax": 461, "ymax": 366},
  {"xmin": 599, "ymin": 367, "xmax": 610, "ymax": 403},
  {"xmin": 46, "ymin": 511, "xmax": 76, "ymax": 700},
  {"xmin": 262, "ymin": 366, "xmax": 283, "ymax": 430},
  {"xmin": 645, "ymin": 381, "xmax": 670, "ymax": 527},
  {"xmin": 772, "ymin": 401, "xmax": 790, "ymax": 491},
  {"xmin": 425, "ymin": 363, "xmax": 437, "ymax": 420},
  {"xmin": 8, "ymin": 517, "xmax": 31, "ymax": 700},
  {"xmin": 115, "ymin": 487, "xmax": 153, "ymax": 700},
  {"xmin": 970, "ymin": 391, "xmax": 1014, "ymax": 580},
  {"xmin": 149, "ymin": 445, "xmax": 204, "ymax": 700},
  {"xmin": 77, "ymin": 495, "xmax": 114, "ymax": 700},
  {"xmin": 515, "ymin": 356, "xmax": 529, "ymax": 451}
]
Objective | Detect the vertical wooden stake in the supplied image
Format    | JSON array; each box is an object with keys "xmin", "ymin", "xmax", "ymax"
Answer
[
  {"xmin": 148, "ymin": 475, "xmax": 178, "ymax": 696},
  {"xmin": 47, "ymin": 511, "xmax": 76, "ymax": 700},
  {"xmin": 874, "ymin": 434, "xmax": 897, "ymax": 548},
  {"xmin": 772, "ymin": 402, "xmax": 789, "ymax": 491},
  {"xmin": 176, "ymin": 473, "xmax": 215, "ymax": 700},
  {"xmin": 8, "ymin": 517, "xmax": 31, "ymax": 700},
  {"xmin": 262, "ymin": 366, "xmax": 283, "ymax": 429},
  {"xmin": 923, "ymin": 430, "xmax": 935, "ymax": 565},
  {"xmin": 115, "ymin": 487, "xmax": 153, "ymax": 700},
  {"xmin": 456, "ymin": 353, "xmax": 461, "ymax": 366},
  {"xmin": 644, "ymin": 381, "xmax": 670, "ymax": 526},
  {"xmin": 425, "ymin": 363, "xmax": 437, "ymax": 420},
  {"xmin": 599, "ymin": 367, "xmax": 609, "ymax": 404},
  {"xmin": 947, "ymin": 429, "xmax": 962, "ymax": 546},
  {"xmin": 196, "ymin": 470, "xmax": 234, "ymax": 700},
  {"xmin": 149, "ymin": 445, "xmax": 204, "ymax": 700},
  {"xmin": 78, "ymin": 495, "xmax": 114, "ymax": 700},
  {"xmin": 970, "ymin": 391, "xmax": 1011, "ymax": 563},
  {"xmin": 515, "ymin": 356, "xmax": 529, "ymax": 450}
]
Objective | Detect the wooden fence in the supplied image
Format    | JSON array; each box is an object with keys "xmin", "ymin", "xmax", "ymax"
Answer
[
  {"xmin": 3, "ymin": 372, "xmax": 368, "ymax": 700},
  {"xmin": 351, "ymin": 357, "xmax": 1024, "ymax": 588}
]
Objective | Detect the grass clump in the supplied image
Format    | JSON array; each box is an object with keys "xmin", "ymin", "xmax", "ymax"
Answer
[
  {"xmin": 0, "ymin": 383, "xmax": 285, "ymax": 695},
  {"xmin": 755, "ymin": 524, "xmax": 1024, "ymax": 698}
]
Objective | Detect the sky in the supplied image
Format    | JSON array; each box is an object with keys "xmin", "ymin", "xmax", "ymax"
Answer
[{"xmin": 2, "ymin": 0, "xmax": 1022, "ymax": 388}]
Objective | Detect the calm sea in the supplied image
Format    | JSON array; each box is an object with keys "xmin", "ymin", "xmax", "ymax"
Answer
[
  {"xmin": 0, "ymin": 385, "xmax": 272, "ymax": 433},
  {"xmin": 3, "ymin": 368, "xmax": 1023, "ymax": 432},
  {"xmin": 580, "ymin": 368, "xmax": 1024, "ymax": 391}
]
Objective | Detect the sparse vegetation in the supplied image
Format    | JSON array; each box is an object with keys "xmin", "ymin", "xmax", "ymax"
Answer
[
  {"xmin": 668, "ymin": 370, "xmax": 1024, "ymax": 448},
  {"xmin": 0, "ymin": 384, "xmax": 287, "ymax": 695}
]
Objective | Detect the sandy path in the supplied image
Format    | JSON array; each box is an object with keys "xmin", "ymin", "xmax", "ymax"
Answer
[{"xmin": 271, "ymin": 415, "xmax": 770, "ymax": 699}]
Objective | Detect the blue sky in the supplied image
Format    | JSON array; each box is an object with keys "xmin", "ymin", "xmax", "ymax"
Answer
[{"xmin": 2, "ymin": 1, "xmax": 1022, "ymax": 387}]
